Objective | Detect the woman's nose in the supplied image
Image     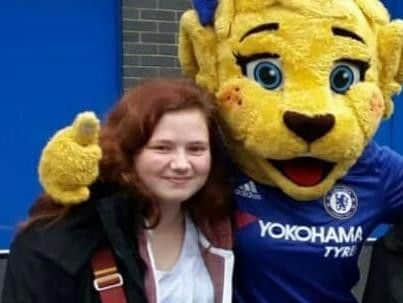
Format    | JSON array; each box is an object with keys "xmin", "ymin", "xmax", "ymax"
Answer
[{"xmin": 170, "ymin": 150, "xmax": 191, "ymax": 171}]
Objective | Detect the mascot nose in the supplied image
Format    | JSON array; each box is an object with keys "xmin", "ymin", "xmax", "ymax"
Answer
[{"xmin": 283, "ymin": 111, "xmax": 335, "ymax": 143}]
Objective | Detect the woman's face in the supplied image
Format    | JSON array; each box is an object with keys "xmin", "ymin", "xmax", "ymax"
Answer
[{"xmin": 135, "ymin": 108, "xmax": 211, "ymax": 206}]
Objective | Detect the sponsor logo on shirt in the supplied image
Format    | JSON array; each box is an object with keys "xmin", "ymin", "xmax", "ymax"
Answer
[
  {"xmin": 235, "ymin": 181, "xmax": 262, "ymax": 200},
  {"xmin": 323, "ymin": 185, "xmax": 358, "ymax": 220},
  {"xmin": 258, "ymin": 220, "xmax": 363, "ymax": 258}
]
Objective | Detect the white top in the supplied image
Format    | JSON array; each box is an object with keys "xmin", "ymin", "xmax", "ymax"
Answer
[{"xmin": 150, "ymin": 216, "xmax": 214, "ymax": 303}]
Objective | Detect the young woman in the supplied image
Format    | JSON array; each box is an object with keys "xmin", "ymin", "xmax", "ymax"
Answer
[{"xmin": 2, "ymin": 78, "xmax": 233, "ymax": 303}]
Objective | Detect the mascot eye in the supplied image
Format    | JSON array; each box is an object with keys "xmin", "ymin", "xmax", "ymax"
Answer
[
  {"xmin": 246, "ymin": 58, "xmax": 283, "ymax": 90},
  {"xmin": 330, "ymin": 62, "xmax": 361, "ymax": 94}
]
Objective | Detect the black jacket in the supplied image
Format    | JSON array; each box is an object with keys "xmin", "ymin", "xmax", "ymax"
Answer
[
  {"xmin": 363, "ymin": 224, "xmax": 403, "ymax": 303},
  {"xmin": 1, "ymin": 189, "xmax": 148, "ymax": 303}
]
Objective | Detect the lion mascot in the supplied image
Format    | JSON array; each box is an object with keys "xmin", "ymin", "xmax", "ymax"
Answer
[{"xmin": 38, "ymin": 0, "xmax": 403, "ymax": 302}]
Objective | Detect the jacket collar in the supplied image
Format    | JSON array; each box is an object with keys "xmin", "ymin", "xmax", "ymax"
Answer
[
  {"xmin": 196, "ymin": 217, "xmax": 233, "ymax": 250},
  {"xmin": 33, "ymin": 200, "xmax": 103, "ymax": 276},
  {"xmin": 95, "ymin": 192, "xmax": 145, "ymax": 287},
  {"xmin": 34, "ymin": 190, "xmax": 141, "ymax": 277}
]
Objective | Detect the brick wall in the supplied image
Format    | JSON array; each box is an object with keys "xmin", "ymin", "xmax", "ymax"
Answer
[
  {"xmin": 0, "ymin": 257, "xmax": 6, "ymax": 302},
  {"xmin": 122, "ymin": 0, "xmax": 192, "ymax": 90}
]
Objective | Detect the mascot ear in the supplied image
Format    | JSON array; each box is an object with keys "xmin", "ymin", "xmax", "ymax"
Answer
[
  {"xmin": 378, "ymin": 20, "xmax": 403, "ymax": 117},
  {"xmin": 178, "ymin": 3, "xmax": 219, "ymax": 92},
  {"xmin": 193, "ymin": 0, "xmax": 218, "ymax": 26}
]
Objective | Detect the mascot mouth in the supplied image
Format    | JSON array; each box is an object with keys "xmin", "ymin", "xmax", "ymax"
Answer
[{"xmin": 270, "ymin": 157, "xmax": 335, "ymax": 187}]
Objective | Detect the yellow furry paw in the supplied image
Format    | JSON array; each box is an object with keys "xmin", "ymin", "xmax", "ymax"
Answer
[
  {"xmin": 38, "ymin": 111, "xmax": 102, "ymax": 205},
  {"xmin": 45, "ymin": 186, "xmax": 91, "ymax": 205}
]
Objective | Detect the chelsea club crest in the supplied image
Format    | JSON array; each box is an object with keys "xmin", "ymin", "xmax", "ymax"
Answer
[{"xmin": 323, "ymin": 185, "xmax": 358, "ymax": 220}]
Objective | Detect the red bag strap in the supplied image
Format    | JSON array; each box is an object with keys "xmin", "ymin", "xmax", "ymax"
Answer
[{"xmin": 91, "ymin": 247, "xmax": 127, "ymax": 303}]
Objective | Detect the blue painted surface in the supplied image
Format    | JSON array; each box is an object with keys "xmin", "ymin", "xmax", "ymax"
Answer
[
  {"xmin": 0, "ymin": 1, "xmax": 402, "ymax": 249},
  {"xmin": 376, "ymin": 1, "xmax": 403, "ymax": 153},
  {"xmin": 370, "ymin": 0, "xmax": 403, "ymax": 238},
  {"xmin": 378, "ymin": 3, "xmax": 403, "ymax": 151},
  {"xmin": 0, "ymin": 1, "xmax": 122, "ymax": 248}
]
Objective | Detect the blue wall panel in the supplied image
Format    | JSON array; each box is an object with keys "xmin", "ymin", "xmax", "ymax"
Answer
[
  {"xmin": 0, "ymin": 1, "xmax": 402, "ymax": 249},
  {"xmin": 388, "ymin": 0, "xmax": 403, "ymax": 160},
  {"xmin": 0, "ymin": 1, "xmax": 122, "ymax": 249},
  {"xmin": 367, "ymin": 0, "xmax": 403, "ymax": 239},
  {"xmin": 376, "ymin": 1, "xmax": 403, "ymax": 154}
]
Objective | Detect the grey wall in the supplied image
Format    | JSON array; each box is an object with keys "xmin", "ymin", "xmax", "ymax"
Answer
[
  {"xmin": 122, "ymin": 0, "xmax": 191, "ymax": 90},
  {"xmin": 353, "ymin": 245, "xmax": 373, "ymax": 302},
  {"xmin": 0, "ymin": 257, "xmax": 7, "ymax": 303}
]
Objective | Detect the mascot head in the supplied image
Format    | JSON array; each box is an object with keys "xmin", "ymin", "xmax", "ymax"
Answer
[{"xmin": 179, "ymin": 0, "xmax": 403, "ymax": 201}]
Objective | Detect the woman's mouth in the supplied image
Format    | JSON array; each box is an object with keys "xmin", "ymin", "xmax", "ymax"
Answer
[
  {"xmin": 164, "ymin": 177, "xmax": 192, "ymax": 185},
  {"xmin": 269, "ymin": 157, "xmax": 335, "ymax": 187}
]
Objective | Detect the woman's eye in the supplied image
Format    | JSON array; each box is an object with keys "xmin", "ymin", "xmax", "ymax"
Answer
[
  {"xmin": 188, "ymin": 145, "xmax": 208, "ymax": 154},
  {"xmin": 330, "ymin": 62, "xmax": 361, "ymax": 94},
  {"xmin": 150, "ymin": 145, "xmax": 171, "ymax": 152},
  {"xmin": 245, "ymin": 58, "xmax": 283, "ymax": 90}
]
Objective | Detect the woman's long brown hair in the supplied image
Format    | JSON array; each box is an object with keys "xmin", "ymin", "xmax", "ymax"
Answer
[{"xmin": 22, "ymin": 78, "xmax": 231, "ymax": 230}]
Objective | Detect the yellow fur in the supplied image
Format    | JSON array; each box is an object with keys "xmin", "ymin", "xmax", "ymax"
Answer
[
  {"xmin": 38, "ymin": 0, "xmax": 403, "ymax": 204},
  {"xmin": 179, "ymin": 0, "xmax": 403, "ymax": 200},
  {"xmin": 38, "ymin": 112, "xmax": 102, "ymax": 204},
  {"xmin": 179, "ymin": 11, "xmax": 218, "ymax": 91}
]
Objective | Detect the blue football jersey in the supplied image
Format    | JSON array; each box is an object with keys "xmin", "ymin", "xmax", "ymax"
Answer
[{"xmin": 233, "ymin": 141, "xmax": 403, "ymax": 303}]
